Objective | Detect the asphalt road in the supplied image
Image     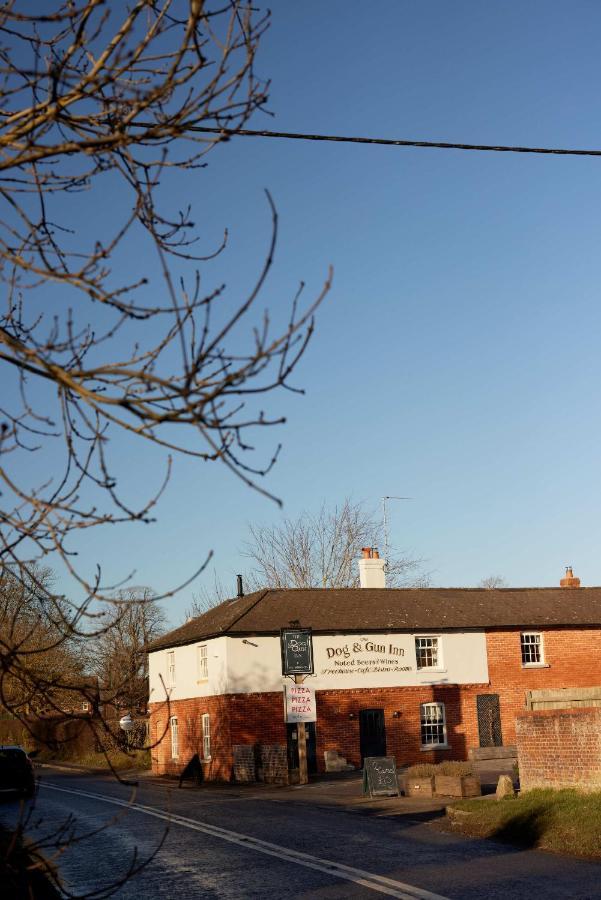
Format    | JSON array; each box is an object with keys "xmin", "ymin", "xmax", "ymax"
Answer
[{"xmin": 2, "ymin": 769, "xmax": 601, "ymax": 899}]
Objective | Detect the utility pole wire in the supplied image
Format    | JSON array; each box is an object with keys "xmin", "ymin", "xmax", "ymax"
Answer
[{"xmin": 174, "ymin": 124, "xmax": 601, "ymax": 158}]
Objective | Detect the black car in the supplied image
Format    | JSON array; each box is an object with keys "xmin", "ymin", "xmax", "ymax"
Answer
[{"xmin": 0, "ymin": 746, "xmax": 35, "ymax": 798}]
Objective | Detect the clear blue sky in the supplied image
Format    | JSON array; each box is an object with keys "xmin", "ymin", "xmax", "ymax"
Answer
[{"xmin": 37, "ymin": 3, "xmax": 601, "ymax": 621}]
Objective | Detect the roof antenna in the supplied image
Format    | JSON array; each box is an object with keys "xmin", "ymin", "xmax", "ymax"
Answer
[
  {"xmin": 382, "ymin": 496, "xmax": 412, "ymax": 568},
  {"xmin": 236, "ymin": 574, "xmax": 244, "ymax": 598}
]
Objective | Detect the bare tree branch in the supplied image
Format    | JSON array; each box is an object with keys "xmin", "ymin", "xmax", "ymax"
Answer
[
  {"xmin": 93, "ymin": 587, "xmax": 166, "ymax": 713},
  {"xmin": 0, "ymin": 0, "xmax": 329, "ymax": 606},
  {"xmin": 0, "ymin": 4, "xmax": 328, "ymax": 892},
  {"xmin": 243, "ymin": 498, "xmax": 429, "ymax": 589}
]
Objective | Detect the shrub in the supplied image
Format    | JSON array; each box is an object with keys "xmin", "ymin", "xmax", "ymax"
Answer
[
  {"xmin": 406, "ymin": 763, "xmax": 437, "ymax": 778},
  {"xmin": 436, "ymin": 761, "xmax": 474, "ymax": 777},
  {"xmin": 1, "ymin": 825, "xmax": 61, "ymax": 898},
  {"xmin": 406, "ymin": 760, "xmax": 475, "ymax": 777}
]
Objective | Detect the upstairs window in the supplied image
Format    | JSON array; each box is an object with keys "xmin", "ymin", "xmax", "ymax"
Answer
[
  {"xmin": 415, "ymin": 636, "xmax": 440, "ymax": 669},
  {"xmin": 167, "ymin": 651, "xmax": 176, "ymax": 686},
  {"xmin": 521, "ymin": 632, "xmax": 543, "ymax": 666},
  {"xmin": 198, "ymin": 645, "xmax": 208, "ymax": 680},
  {"xmin": 420, "ymin": 702, "xmax": 447, "ymax": 747}
]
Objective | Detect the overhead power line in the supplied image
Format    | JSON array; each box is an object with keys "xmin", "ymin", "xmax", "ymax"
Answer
[{"xmin": 181, "ymin": 124, "xmax": 601, "ymax": 158}]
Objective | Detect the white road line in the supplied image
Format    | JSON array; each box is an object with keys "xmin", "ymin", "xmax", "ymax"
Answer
[{"xmin": 40, "ymin": 783, "xmax": 449, "ymax": 900}]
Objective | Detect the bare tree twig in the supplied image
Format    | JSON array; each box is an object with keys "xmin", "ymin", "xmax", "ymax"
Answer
[{"xmin": 0, "ymin": 3, "xmax": 328, "ymax": 893}]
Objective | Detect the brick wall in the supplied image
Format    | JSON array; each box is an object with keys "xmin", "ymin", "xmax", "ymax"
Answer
[
  {"xmin": 516, "ymin": 707, "xmax": 601, "ymax": 791},
  {"xmin": 315, "ymin": 683, "xmax": 487, "ymax": 769},
  {"xmin": 486, "ymin": 628, "xmax": 601, "ymax": 745},
  {"xmin": 149, "ymin": 683, "xmax": 489, "ymax": 779},
  {"xmin": 149, "ymin": 692, "xmax": 288, "ymax": 780},
  {"xmin": 227, "ymin": 692, "xmax": 287, "ymax": 748},
  {"xmin": 150, "ymin": 694, "xmax": 232, "ymax": 780}
]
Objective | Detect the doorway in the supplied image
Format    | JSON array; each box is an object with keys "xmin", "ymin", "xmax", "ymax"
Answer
[
  {"xmin": 476, "ymin": 693, "xmax": 503, "ymax": 747},
  {"xmin": 359, "ymin": 708, "xmax": 386, "ymax": 762},
  {"xmin": 286, "ymin": 722, "xmax": 317, "ymax": 775}
]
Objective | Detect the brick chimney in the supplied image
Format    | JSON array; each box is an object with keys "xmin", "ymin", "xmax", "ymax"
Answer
[
  {"xmin": 560, "ymin": 566, "xmax": 581, "ymax": 588},
  {"xmin": 358, "ymin": 547, "xmax": 386, "ymax": 588}
]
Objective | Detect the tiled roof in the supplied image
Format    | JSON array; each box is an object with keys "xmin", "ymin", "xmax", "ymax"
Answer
[{"xmin": 148, "ymin": 587, "xmax": 601, "ymax": 651}]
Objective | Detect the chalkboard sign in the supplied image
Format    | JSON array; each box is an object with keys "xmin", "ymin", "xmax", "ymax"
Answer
[
  {"xmin": 281, "ymin": 628, "xmax": 314, "ymax": 675},
  {"xmin": 362, "ymin": 756, "xmax": 400, "ymax": 797}
]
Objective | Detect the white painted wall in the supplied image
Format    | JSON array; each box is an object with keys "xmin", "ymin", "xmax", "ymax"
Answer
[
  {"xmin": 149, "ymin": 631, "xmax": 489, "ymax": 701},
  {"xmin": 148, "ymin": 635, "xmax": 228, "ymax": 703}
]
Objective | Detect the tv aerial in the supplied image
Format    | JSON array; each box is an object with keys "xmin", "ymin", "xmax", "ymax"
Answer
[{"xmin": 382, "ymin": 495, "xmax": 412, "ymax": 566}]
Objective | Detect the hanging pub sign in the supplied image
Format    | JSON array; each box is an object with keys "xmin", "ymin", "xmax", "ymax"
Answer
[{"xmin": 280, "ymin": 627, "xmax": 314, "ymax": 675}]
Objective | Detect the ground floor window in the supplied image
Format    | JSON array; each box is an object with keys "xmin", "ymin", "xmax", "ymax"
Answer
[
  {"xmin": 202, "ymin": 713, "xmax": 211, "ymax": 760},
  {"xmin": 170, "ymin": 716, "xmax": 179, "ymax": 759},
  {"xmin": 420, "ymin": 702, "xmax": 447, "ymax": 747}
]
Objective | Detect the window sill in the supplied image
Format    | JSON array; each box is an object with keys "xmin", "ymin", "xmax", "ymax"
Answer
[
  {"xmin": 420, "ymin": 744, "xmax": 450, "ymax": 752},
  {"xmin": 521, "ymin": 663, "xmax": 550, "ymax": 669},
  {"xmin": 417, "ymin": 668, "xmax": 447, "ymax": 675}
]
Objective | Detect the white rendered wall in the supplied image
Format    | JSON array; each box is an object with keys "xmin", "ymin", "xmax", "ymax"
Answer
[
  {"xmin": 227, "ymin": 632, "xmax": 488, "ymax": 693},
  {"xmin": 148, "ymin": 635, "xmax": 228, "ymax": 704},
  {"xmin": 150, "ymin": 631, "xmax": 489, "ymax": 701}
]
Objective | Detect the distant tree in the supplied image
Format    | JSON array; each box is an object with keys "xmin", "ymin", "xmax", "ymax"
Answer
[
  {"xmin": 0, "ymin": 565, "xmax": 87, "ymax": 718},
  {"xmin": 243, "ymin": 498, "xmax": 429, "ymax": 589},
  {"xmin": 183, "ymin": 573, "xmax": 231, "ymax": 621},
  {"xmin": 478, "ymin": 575, "xmax": 509, "ymax": 589},
  {"xmin": 94, "ymin": 589, "xmax": 166, "ymax": 713},
  {"xmin": 0, "ymin": 0, "xmax": 328, "ymax": 732}
]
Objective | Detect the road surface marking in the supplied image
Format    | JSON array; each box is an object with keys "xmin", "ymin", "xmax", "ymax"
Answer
[{"xmin": 41, "ymin": 782, "xmax": 449, "ymax": 900}]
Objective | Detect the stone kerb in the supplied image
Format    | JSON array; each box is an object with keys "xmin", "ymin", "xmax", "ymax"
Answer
[{"xmin": 516, "ymin": 707, "xmax": 601, "ymax": 792}]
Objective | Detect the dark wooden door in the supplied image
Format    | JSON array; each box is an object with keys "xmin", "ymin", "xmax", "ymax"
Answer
[
  {"xmin": 359, "ymin": 708, "xmax": 386, "ymax": 762},
  {"xmin": 305, "ymin": 722, "xmax": 317, "ymax": 774},
  {"xmin": 476, "ymin": 694, "xmax": 503, "ymax": 747},
  {"xmin": 286, "ymin": 722, "xmax": 318, "ymax": 774},
  {"xmin": 286, "ymin": 722, "xmax": 298, "ymax": 771}
]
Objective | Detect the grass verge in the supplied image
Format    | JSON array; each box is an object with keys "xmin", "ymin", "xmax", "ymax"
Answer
[
  {"xmin": 38, "ymin": 748, "xmax": 151, "ymax": 771},
  {"xmin": 447, "ymin": 788, "xmax": 601, "ymax": 859},
  {"xmin": 73, "ymin": 748, "xmax": 151, "ymax": 770}
]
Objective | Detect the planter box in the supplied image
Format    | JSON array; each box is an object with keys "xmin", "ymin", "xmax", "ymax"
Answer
[
  {"xmin": 468, "ymin": 746, "xmax": 517, "ymax": 761},
  {"xmin": 435, "ymin": 774, "xmax": 481, "ymax": 798},
  {"xmin": 404, "ymin": 776, "xmax": 435, "ymax": 797}
]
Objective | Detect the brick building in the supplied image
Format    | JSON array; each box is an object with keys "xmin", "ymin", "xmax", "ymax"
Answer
[{"xmin": 147, "ymin": 560, "xmax": 601, "ymax": 781}]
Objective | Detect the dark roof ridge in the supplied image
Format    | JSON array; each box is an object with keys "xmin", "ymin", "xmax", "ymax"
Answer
[
  {"xmin": 146, "ymin": 588, "xmax": 268, "ymax": 652},
  {"xmin": 217, "ymin": 586, "xmax": 601, "ymax": 594},
  {"xmin": 225, "ymin": 588, "xmax": 270, "ymax": 631},
  {"xmin": 147, "ymin": 584, "xmax": 601, "ymax": 653}
]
